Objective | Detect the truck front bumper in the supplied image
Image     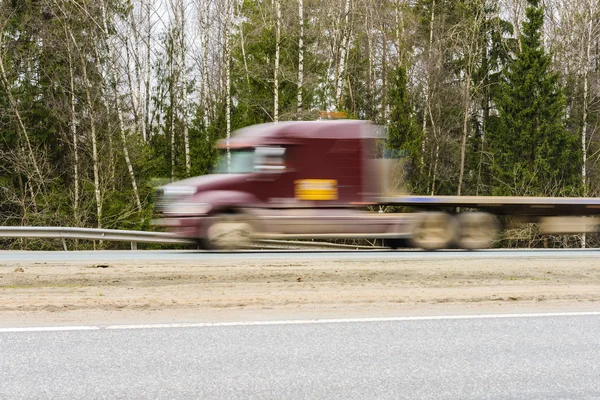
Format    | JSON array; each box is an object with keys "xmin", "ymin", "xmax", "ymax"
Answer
[{"xmin": 153, "ymin": 216, "xmax": 212, "ymax": 240}]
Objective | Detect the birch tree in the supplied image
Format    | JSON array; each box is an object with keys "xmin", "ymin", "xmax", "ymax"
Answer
[
  {"xmin": 224, "ymin": 0, "xmax": 233, "ymax": 164},
  {"xmin": 455, "ymin": 0, "xmax": 485, "ymax": 196},
  {"xmin": 144, "ymin": 0, "xmax": 153, "ymax": 142},
  {"xmin": 297, "ymin": 0, "xmax": 304, "ymax": 119},
  {"xmin": 65, "ymin": 25, "xmax": 80, "ymax": 223},
  {"xmin": 335, "ymin": 0, "xmax": 351, "ymax": 108},
  {"xmin": 69, "ymin": 27, "xmax": 103, "ymax": 229},
  {"xmin": 99, "ymin": 0, "xmax": 142, "ymax": 213},
  {"xmin": 273, "ymin": 0, "xmax": 281, "ymax": 122}
]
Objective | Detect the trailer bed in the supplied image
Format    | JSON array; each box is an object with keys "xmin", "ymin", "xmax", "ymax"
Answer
[{"xmin": 380, "ymin": 195, "xmax": 600, "ymax": 216}]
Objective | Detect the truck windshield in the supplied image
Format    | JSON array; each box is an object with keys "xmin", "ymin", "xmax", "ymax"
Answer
[{"xmin": 214, "ymin": 149, "xmax": 255, "ymax": 174}]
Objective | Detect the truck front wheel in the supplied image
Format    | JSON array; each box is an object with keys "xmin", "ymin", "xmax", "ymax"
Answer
[{"xmin": 205, "ymin": 214, "xmax": 255, "ymax": 250}]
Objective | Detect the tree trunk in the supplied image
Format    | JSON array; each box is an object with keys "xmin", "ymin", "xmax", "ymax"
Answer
[
  {"xmin": 100, "ymin": 0, "xmax": 143, "ymax": 213},
  {"xmin": 65, "ymin": 35, "xmax": 80, "ymax": 223},
  {"xmin": 335, "ymin": 0, "xmax": 351, "ymax": 107},
  {"xmin": 198, "ymin": 0, "xmax": 211, "ymax": 132},
  {"xmin": 169, "ymin": 41, "xmax": 176, "ymax": 182},
  {"xmin": 581, "ymin": 9, "xmax": 593, "ymax": 248},
  {"xmin": 511, "ymin": 0, "xmax": 523, "ymax": 52},
  {"xmin": 78, "ymin": 45, "xmax": 103, "ymax": 229},
  {"xmin": 395, "ymin": 0, "xmax": 405, "ymax": 65},
  {"xmin": 477, "ymin": 33, "xmax": 489, "ymax": 196},
  {"xmin": 297, "ymin": 0, "xmax": 304, "ymax": 119},
  {"xmin": 274, "ymin": 0, "xmax": 281, "ymax": 122},
  {"xmin": 458, "ymin": 71, "xmax": 471, "ymax": 196},
  {"xmin": 367, "ymin": 7, "xmax": 374, "ymax": 113},
  {"xmin": 237, "ymin": 0, "xmax": 251, "ymax": 87},
  {"xmin": 144, "ymin": 0, "xmax": 152, "ymax": 141},
  {"xmin": 422, "ymin": 0, "xmax": 435, "ymax": 183},
  {"xmin": 225, "ymin": 0, "xmax": 232, "ymax": 168},
  {"xmin": 124, "ymin": 34, "xmax": 141, "ymax": 141},
  {"xmin": 114, "ymin": 84, "xmax": 143, "ymax": 214},
  {"xmin": 132, "ymin": 6, "xmax": 145, "ymax": 142},
  {"xmin": 381, "ymin": 30, "xmax": 388, "ymax": 122},
  {"xmin": 429, "ymin": 100, "xmax": 439, "ymax": 196},
  {"xmin": 179, "ymin": 0, "xmax": 191, "ymax": 176}
]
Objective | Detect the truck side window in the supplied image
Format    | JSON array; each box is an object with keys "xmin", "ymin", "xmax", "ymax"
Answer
[{"xmin": 255, "ymin": 147, "xmax": 286, "ymax": 172}]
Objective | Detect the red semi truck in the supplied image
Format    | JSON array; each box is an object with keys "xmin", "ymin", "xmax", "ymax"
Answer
[{"xmin": 155, "ymin": 120, "xmax": 600, "ymax": 249}]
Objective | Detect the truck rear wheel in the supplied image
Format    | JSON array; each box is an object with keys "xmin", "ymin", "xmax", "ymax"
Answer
[
  {"xmin": 411, "ymin": 212, "xmax": 457, "ymax": 250},
  {"xmin": 456, "ymin": 212, "xmax": 498, "ymax": 249},
  {"xmin": 205, "ymin": 214, "xmax": 255, "ymax": 250}
]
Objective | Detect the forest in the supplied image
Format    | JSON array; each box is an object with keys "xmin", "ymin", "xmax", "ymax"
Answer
[{"xmin": 0, "ymin": 0, "xmax": 598, "ymax": 248}]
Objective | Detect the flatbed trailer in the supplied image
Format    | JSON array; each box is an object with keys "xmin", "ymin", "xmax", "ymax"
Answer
[
  {"xmin": 371, "ymin": 195, "xmax": 600, "ymax": 249},
  {"xmin": 380, "ymin": 195, "xmax": 600, "ymax": 216}
]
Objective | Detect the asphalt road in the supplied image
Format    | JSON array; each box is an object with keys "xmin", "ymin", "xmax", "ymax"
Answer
[
  {"xmin": 2, "ymin": 248, "xmax": 600, "ymax": 262},
  {"xmin": 2, "ymin": 313, "xmax": 600, "ymax": 399}
]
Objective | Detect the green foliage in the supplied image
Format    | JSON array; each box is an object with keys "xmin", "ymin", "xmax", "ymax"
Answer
[
  {"xmin": 387, "ymin": 66, "xmax": 422, "ymax": 191},
  {"xmin": 190, "ymin": 103, "xmax": 225, "ymax": 177},
  {"xmin": 342, "ymin": 35, "xmax": 378, "ymax": 121},
  {"xmin": 231, "ymin": 0, "xmax": 324, "ymax": 124},
  {"xmin": 231, "ymin": 0, "xmax": 283, "ymax": 124},
  {"xmin": 459, "ymin": 1, "xmax": 515, "ymax": 195},
  {"xmin": 488, "ymin": 0, "xmax": 581, "ymax": 196},
  {"xmin": 150, "ymin": 28, "xmax": 187, "ymax": 180}
]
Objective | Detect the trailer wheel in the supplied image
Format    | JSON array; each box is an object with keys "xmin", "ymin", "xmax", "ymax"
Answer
[
  {"xmin": 205, "ymin": 214, "xmax": 255, "ymax": 250},
  {"xmin": 456, "ymin": 212, "xmax": 498, "ymax": 249},
  {"xmin": 411, "ymin": 212, "xmax": 457, "ymax": 250}
]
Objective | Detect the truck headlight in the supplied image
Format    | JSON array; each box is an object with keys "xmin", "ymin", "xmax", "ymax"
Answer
[{"xmin": 165, "ymin": 202, "xmax": 212, "ymax": 216}]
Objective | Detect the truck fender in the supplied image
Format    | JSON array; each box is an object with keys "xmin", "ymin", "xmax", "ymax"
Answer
[{"xmin": 189, "ymin": 190, "xmax": 261, "ymax": 214}]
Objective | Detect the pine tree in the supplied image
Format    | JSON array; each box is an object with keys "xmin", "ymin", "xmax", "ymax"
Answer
[
  {"xmin": 387, "ymin": 66, "xmax": 422, "ymax": 191},
  {"xmin": 488, "ymin": 0, "xmax": 581, "ymax": 196},
  {"xmin": 468, "ymin": 2, "xmax": 515, "ymax": 196},
  {"xmin": 388, "ymin": 67, "xmax": 418, "ymax": 150}
]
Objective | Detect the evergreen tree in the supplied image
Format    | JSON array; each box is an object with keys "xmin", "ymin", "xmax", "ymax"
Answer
[
  {"xmin": 387, "ymin": 66, "xmax": 422, "ymax": 191},
  {"xmin": 463, "ymin": 1, "xmax": 515, "ymax": 196},
  {"xmin": 488, "ymin": 0, "xmax": 581, "ymax": 196},
  {"xmin": 189, "ymin": 103, "xmax": 225, "ymax": 177}
]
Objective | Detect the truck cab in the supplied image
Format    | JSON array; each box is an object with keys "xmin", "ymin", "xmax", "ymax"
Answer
[{"xmin": 155, "ymin": 120, "xmax": 409, "ymax": 248}]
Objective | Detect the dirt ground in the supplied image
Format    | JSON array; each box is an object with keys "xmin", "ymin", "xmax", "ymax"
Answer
[{"xmin": 1, "ymin": 255, "xmax": 600, "ymax": 326}]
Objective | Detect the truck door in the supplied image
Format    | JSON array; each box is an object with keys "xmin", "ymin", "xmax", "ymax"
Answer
[{"xmin": 249, "ymin": 146, "xmax": 297, "ymax": 205}]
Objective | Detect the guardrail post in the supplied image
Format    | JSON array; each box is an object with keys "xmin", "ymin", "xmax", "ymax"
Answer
[
  {"xmin": 61, "ymin": 238, "xmax": 67, "ymax": 251},
  {"xmin": 131, "ymin": 241, "xmax": 137, "ymax": 250}
]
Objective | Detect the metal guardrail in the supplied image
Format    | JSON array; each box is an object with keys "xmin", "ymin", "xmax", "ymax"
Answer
[
  {"xmin": 0, "ymin": 227, "xmax": 384, "ymax": 251},
  {"xmin": 0, "ymin": 227, "xmax": 191, "ymax": 250}
]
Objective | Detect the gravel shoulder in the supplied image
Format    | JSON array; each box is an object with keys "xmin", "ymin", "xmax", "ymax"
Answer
[{"xmin": 1, "ymin": 255, "xmax": 600, "ymax": 326}]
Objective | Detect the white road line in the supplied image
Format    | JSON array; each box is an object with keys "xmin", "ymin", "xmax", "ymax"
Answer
[
  {"xmin": 2, "ymin": 311, "xmax": 600, "ymax": 333},
  {"xmin": 0, "ymin": 326, "xmax": 100, "ymax": 333}
]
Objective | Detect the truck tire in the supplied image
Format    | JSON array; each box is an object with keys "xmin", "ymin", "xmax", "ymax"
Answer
[
  {"xmin": 411, "ymin": 212, "xmax": 457, "ymax": 250},
  {"xmin": 456, "ymin": 212, "xmax": 498, "ymax": 249},
  {"xmin": 205, "ymin": 214, "xmax": 255, "ymax": 250}
]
